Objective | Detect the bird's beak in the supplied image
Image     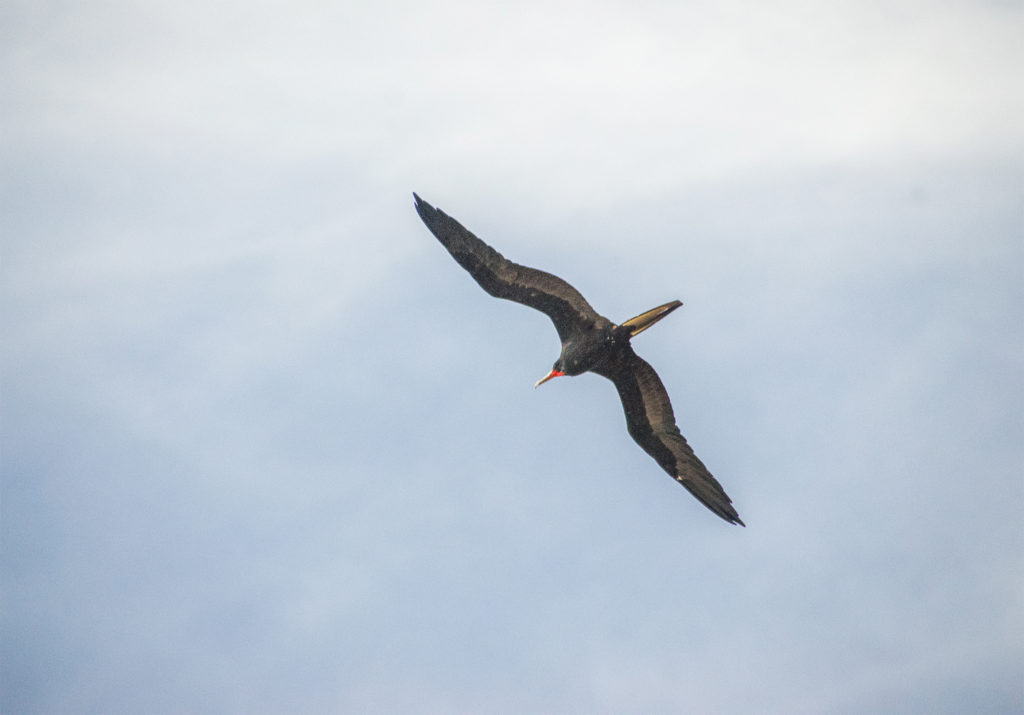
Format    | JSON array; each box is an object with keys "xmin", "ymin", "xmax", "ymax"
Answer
[{"xmin": 534, "ymin": 369, "xmax": 565, "ymax": 388}]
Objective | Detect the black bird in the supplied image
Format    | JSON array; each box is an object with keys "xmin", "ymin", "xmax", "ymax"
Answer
[{"xmin": 414, "ymin": 193, "xmax": 743, "ymax": 526}]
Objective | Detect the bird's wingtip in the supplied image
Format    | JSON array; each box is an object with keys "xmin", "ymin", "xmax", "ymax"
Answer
[
  {"xmin": 413, "ymin": 193, "xmax": 434, "ymax": 221},
  {"xmin": 720, "ymin": 505, "xmax": 745, "ymax": 526},
  {"xmin": 413, "ymin": 193, "xmax": 436, "ymax": 217}
]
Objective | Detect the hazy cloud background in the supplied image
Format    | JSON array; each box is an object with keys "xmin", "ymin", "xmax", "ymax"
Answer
[{"xmin": 3, "ymin": 1, "xmax": 1022, "ymax": 713}]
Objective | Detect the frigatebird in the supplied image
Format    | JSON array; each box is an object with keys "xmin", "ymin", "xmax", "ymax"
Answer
[{"xmin": 414, "ymin": 193, "xmax": 743, "ymax": 526}]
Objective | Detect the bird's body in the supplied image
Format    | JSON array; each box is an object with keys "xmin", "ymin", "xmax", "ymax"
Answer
[{"xmin": 414, "ymin": 193, "xmax": 743, "ymax": 526}]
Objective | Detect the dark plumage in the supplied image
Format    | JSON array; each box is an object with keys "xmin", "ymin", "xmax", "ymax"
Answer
[{"xmin": 414, "ymin": 193, "xmax": 743, "ymax": 526}]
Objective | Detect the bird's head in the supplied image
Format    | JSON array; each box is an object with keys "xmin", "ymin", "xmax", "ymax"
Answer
[
  {"xmin": 534, "ymin": 366, "xmax": 565, "ymax": 388},
  {"xmin": 534, "ymin": 357, "xmax": 569, "ymax": 388},
  {"xmin": 536, "ymin": 342, "xmax": 601, "ymax": 386}
]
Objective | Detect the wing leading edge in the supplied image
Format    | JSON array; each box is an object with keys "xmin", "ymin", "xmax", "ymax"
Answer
[
  {"xmin": 414, "ymin": 193, "xmax": 599, "ymax": 341},
  {"xmin": 595, "ymin": 346, "xmax": 745, "ymax": 525}
]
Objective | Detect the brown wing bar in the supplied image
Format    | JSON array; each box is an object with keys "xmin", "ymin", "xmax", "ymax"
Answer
[
  {"xmin": 594, "ymin": 346, "xmax": 744, "ymax": 525},
  {"xmin": 414, "ymin": 193, "xmax": 600, "ymax": 342}
]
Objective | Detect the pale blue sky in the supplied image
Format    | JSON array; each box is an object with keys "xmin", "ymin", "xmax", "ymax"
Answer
[{"xmin": 3, "ymin": 1, "xmax": 1022, "ymax": 713}]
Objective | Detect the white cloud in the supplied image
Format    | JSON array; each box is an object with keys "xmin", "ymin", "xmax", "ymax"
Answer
[{"xmin": 6, "ymin": 1, "xmax": 1021, "ymax": 182}]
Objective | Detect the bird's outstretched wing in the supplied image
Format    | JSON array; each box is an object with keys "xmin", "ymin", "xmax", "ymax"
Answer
[
  {"xmin": 414, "ymin": 193, "xmax": 600, "ymax": 341},
  {"xmin": 594, "ymin": 346, "xmax": 744, "ymax": 525}
]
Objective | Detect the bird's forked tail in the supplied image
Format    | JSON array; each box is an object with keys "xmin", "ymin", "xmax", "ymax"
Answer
[{"xmin": 621, "ymin": 300, "xmax": 683, "ymax": 337}]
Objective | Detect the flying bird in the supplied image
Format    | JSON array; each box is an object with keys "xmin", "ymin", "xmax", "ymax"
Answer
[{"xmin": 414, "ymin": 193, "xmax": 743, "ymax": 526}]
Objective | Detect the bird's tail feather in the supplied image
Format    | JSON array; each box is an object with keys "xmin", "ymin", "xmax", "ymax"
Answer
[{"xmin": 621, "ymin": 300, "xmax": 683, "ymax": 337}]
